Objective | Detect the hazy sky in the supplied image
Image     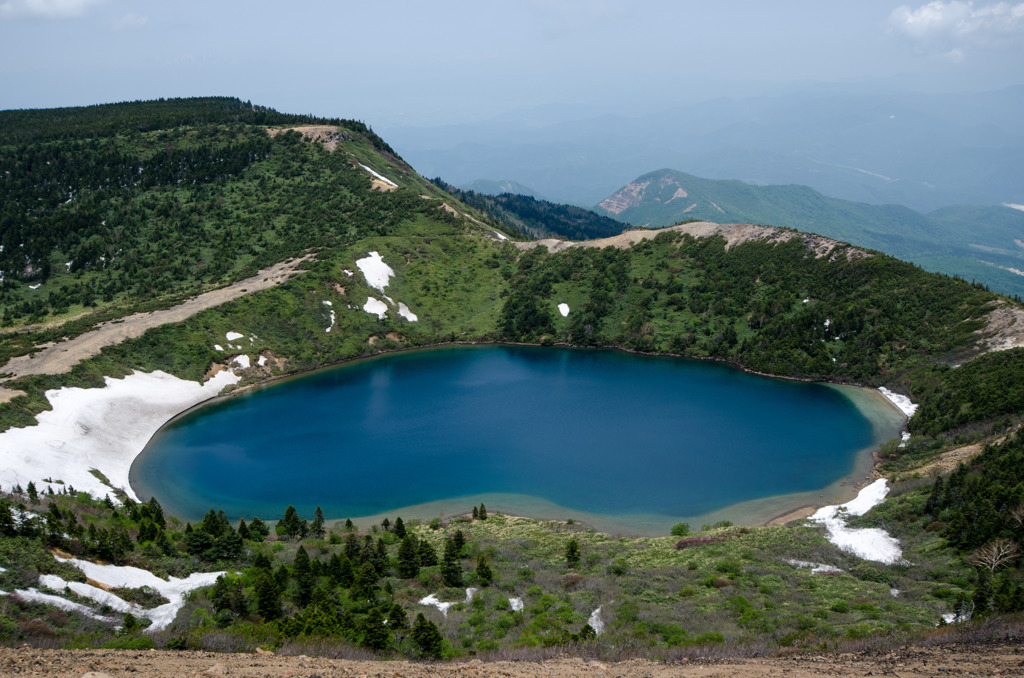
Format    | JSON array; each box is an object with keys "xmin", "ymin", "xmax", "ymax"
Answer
[{"xmin": 2, "ymin": 0, "xmax": 1023, "ymax": 126}]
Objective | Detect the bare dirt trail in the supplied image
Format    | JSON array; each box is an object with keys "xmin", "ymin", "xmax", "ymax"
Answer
[
  {"xmin": 0, "ymin": 256, "xmax": 311, "ymax": 393},
  {"xmin": 516, "ymin": 222, "xmax": 867, "ymax": 261},
  {"xmin": 0, "ymin": 640, "xmax": 1020, "ymax": 677}
]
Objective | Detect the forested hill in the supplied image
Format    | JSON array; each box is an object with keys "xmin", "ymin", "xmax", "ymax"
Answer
[
  {"xmin": 432, "ymin": 179, "xmax": 625, "ymax": 240},
  {"xmin": 594, "ymin": 168, "xmax": 1024, "ymax": 299}
]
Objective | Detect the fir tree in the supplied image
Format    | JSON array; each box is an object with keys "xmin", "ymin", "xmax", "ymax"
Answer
[
  {"xmin": 476, "ymin": 557, "xmax": 493, "ymax": 587},
  {"xmin": 441, "ymin": 538, "xmax": 463, "ymax": 587},
  {"xmin": 279, "ymin": 505, "xmax": 304, "ymax": 540},
  {"xmin": 419, "ymin": 538, "xmax": 438, "ymax": 567},
  {"xmin": 412, "ymin": 613, "xmax": 444, "ymax": 659},
  {"xmin": 26, "ymin": 481, "xmax": 37, "ymax": 504},
  {"xmin": 478, "ymin": 503, "xmax": 487, "ymax": 520},
  {"xmin": 293, "ymin": 545, "xmax": 314, "ymax": 608},
  {"xmin": 353, "ymin": 561, "xmax": 379, "ymax": 601},
  {"xmin": 362, "ymin": 607, "xmax": 391, "ymax": 651},
  {"xmin": 311, "ymin": 505, "xmax": 325, "ymax": 540},
  {"xmin": 249, "ymin": 517, "xmax": 269, "ymax": 542},
  {"xmin": 255, "ymin": 570, "xmax": 281, "ymax": 620},
  {"xmin": 397, "ymin": 535, "xmax": 421, "ymax": 579},
  {"xmin": 394, "ymin": 516, "xmax": 406, "ymax": 538},
  {"xmin": 566, "ymin": 538, "xmax": 581, "ymax": 569}
]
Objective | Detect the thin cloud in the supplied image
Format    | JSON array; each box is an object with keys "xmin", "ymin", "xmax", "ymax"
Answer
[
  {"xmin": 0, "ymin": 0, "xmax": 104, "ymax": 19},
  {"xmin": 889, "ymin": 1, "xmax": 1024, "ymax": 60},
  {"xmin": 113, "ymin": 11, "xmax": 146, "ymax": 29}
]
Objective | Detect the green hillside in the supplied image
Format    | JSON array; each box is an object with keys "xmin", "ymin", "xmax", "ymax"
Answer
[
  {"xmin": 593, "ymin": 169, "xmax": 1024, "ymax": 298},
  {"xmin": 0, "ymin": 99, "xmax": 1023, "ymax": 659}
]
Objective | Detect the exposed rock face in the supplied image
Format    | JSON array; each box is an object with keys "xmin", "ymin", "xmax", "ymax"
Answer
[
  {"xmin": 976, "ymin": 302, "xmax": 1024, "ymax": 353},
  {"xmin": 598, "ymin": 179, "xmax": 652, "ymax": 214}
]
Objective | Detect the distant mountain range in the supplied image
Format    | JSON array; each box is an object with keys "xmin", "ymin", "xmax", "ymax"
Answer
[
  {"xmin": 382, "ymin": 85, "xmax": 1024, "ymax": 211},
  {"xmin": 594, "ymin": 169, "xmax": 1024, "ymax": 298}
]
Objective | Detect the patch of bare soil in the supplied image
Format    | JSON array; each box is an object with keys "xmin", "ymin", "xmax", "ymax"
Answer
[
  {"xmin": 266, "ymin": 125, "xmax": 343, "ymax": 151},
  {"xmin": 0, "ymin": 640, "xmax": 1021, "ymax": 677},
  {"xmin": 0, "ymin": 256, "xmax": 311, "ymax": 381},
  {"xmin": 517, "ymin": 222, "xmax": 868, "ymax": 261},
  {"xmin": 0, "ymin": 386, "xmax": 26, "ymax": 405},
  {"xmin": 976, "ymin": 302, "xmax": 1024, "ymax": 353}
]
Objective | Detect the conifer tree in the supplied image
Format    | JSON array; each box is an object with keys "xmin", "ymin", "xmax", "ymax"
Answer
[
  {"xmin": 397, "ymin": 535, "xmax": 421, "ymax": 578},
  {"xmin": 311, "ymin": 506, "xmax": 325, "ymax": 540},
  {"xmin": 293, "ymin": 545, "xmax": 314, "ymax": 608},
  {"xmin": 441, "ymin": 538, "xmax": 463, "ymax": 587},
  {"xmin": 566, "ymin": 538, "xmax": 581, "ymax": 569},
  {"xmin": 476, "ymin": 557, "xmax": 493, "ymax": 586},
  {"xmin": 412, "ymin": 613, "xmax": 445, "ymax": 659},
  {"xmin": 255, "ymin": 570, "xmax": 281, "ymax": 620},
  {"xmin": 419, "ymin": 538, "xmax": 438, "ymax": 567},
  {"xmin": 394, "ymin": 516, "xmax": 406, "ymax": 538},
  {"xmin": 249, "ymin": 517, "xmax": 269, "ymax": 542},
  {"xmin": 353, "ymin": 561, "xmax": 379, "ymax": 601},
  {"xmin": 26, "ymin": 481, "xmax": 37, "ymax": 504},
  {"xmin": 362, "ymin": 607, "xmax": 391, "ymax": 651},
  {"xmin": 478, "ymin": 503, "xmax": 487, "ymax": 520}
]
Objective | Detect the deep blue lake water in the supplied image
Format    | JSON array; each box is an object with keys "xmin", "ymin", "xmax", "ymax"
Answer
[{"xmin": 132, "ymin": 346, "xmax": 901, "ymax": 530}]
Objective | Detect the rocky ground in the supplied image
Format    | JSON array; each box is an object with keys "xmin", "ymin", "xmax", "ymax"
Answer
[{"xmin": 1, "ymin": 640, "xmax": 1022, "ymax": 677}]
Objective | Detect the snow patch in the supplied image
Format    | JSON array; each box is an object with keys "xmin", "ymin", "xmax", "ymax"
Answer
[
  {"xmin": 786, "ymin": 559, "xmax": 843, "ymax": 575},
  {"xmin": 899, "ymin": 431, "xmax": 911, "ymax": 448},
  {"xmin": 509, "ymin": 597, "xmax": 524, "ymax": 612},
  {"xmin": 257, "ymin": 355, "xmax": 268, "ymax": 367},
  {"xmin": 878, "ymin": 387, "xmax": 918, "ymax": 418},
  {"xmin": 810, "ymin": 479, "xmax": 903, "ymax": 564},
  {"xmin": 213, "ymin": 344, "xmax": 223, "ymax": 351},
  {"xmin": 53, "ymin": 556, "xmax": 224, "ymax": 631},
  {"xmin": 0, "ymin": 370, "xmax": 240, "ymax": 501},
  {"xmin": 397, "ymin": 302, "xmax": 418, "ymax": 322},
  {"xmin": 231, "ymin": 355, "xmax": 250, "ymax": 370},
  {"xmin": 419, "ymin": 593, "xmax": 456, "ymax": 617},
  {"xmin": 363, "ymin": 296, "xmax": 388, "ymax": 319},
  {"xmin": 356, "ymin": 252, "xmax": 394, "ymax": 293},
  {"xmin": 28, "ymin": 284, "xmax": 40, "ymax": 290},
  {"xmin": 587, "ymin": 607, "xmax": 605, "ymax": 635},
  {"xmin": 343, "ymin": 269, "xmax": 353, "ymax": 277},
  {"xmin": 11, "ymin": 587, "xmax": 111, "ymax": 622},
  {"xmin": 492, "ymin": 230, "xmax": 509, "ymax": 241},
  {"xmin": 225, "ymin": 331, "xmax": 244, "ymax": 341},
  {"xmin": 465, "ymin": 588, "xmax": 479, "ymax": 603},
  {"xmin": 1003, "ymin": 203, "xmax": 1024, "ymax": 212},
  {"xmin": 358, "ymin": 163, "xmax": 397, "ymax": 187},
  {"xmin": 557, "ymin": 303, "xmax": 570, "ymax": 317},
  {"xmin": 323, "ymin": 301, "xmax": 336, "ymax": 332}
]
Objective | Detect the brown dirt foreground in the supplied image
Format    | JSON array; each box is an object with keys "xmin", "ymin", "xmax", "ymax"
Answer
[{"xmin": 1, "ymin": 641, "xmax": 1022, "ymax": 678}]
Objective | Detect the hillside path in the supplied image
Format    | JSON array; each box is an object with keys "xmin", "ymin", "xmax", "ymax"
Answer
[{"xmin": 0, "ymin": 256, "xmax": 310, "ymax": 397}]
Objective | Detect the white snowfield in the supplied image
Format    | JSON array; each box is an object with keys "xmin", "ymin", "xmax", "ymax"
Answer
[
  {"xmin": 557, "ymin": 303, "xmax": 570, "ymax": 317},
  {"xmin": 811, "ymin": 479, "xmax": 903, "ymax": 564},
  {"xmin": 0, "ymin": 370, "xmax": 240, "ymax": 501},
  {"xmin": 355, "ymin": 251, "xmax": 418, "ymax": 322},
  {"xmin": 32, "ymin": 557, "xmax": 226, "ymax": 634},
  {"xmin": 363, "ymin": 296, "xmax": 388, "ymax": 320},
  {"xmin": 356, "ymin": 252, "xmax": 394, "ymax": 293},
  {"xmin": 877, "ymin": 387, "xmax": 918, "ymax": 418},
  {"xmin": 418, "ymin": 593, "xmax": 456, "ymax": 617}
]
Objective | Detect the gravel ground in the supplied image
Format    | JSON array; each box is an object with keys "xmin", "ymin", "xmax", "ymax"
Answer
[{"xmin": 0, "ymin": 640, "xmax": 1021, "ymax": 677}]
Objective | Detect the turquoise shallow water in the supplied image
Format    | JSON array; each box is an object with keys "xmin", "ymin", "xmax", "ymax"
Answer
[{"xmin": 131, "ymin": 346, "xmax": 900, "ymax": 529}]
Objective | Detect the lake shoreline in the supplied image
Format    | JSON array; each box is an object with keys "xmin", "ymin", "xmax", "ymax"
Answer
[{"xmin": 128, "ymin": 342, "xmax": 909, "ymax": 534}]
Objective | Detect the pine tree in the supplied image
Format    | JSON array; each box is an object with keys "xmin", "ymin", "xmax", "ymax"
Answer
[
  {"xmin": 237, "ymin": 519, "xmax": 250, "ymax": 540},
  {"xmin": 419, "ymin": 538, "xmax": 438, "ymax": 567},
  {"xmin": 311, "ymin": 506, "xmax": 325, "ymax": 540},
  {"xmin": 26, "ymin": 481, "xmax": 37, "ymax": 504},
  {"xmin": 280, "ymin": 505, "xmax": 303, "ymax": 540},
  {"xmin": 472, "ymin": 506, "xmax": 479, "ymax": 520},
  {"xmin": 412, "ymin": 613, "xmax": 445, "ymax": 659},
  {"xmin": 255, "ymin": 570, "xmax": 281, "ymax": 620},
  {"xmin": 565, "ymin": 538, "xmax": 581, "ymax": 569},
  {"xmin": 476, "ymin": 557, "xmax": 493, "ymax": 587},
  {"xmin": 478, "ymin": 503, "xmax": 487, "ymax": 520},
  {"xmin": 293, "ymin": 545, "xmax": 314, "ymax": 608},
  {"xmin": 393, "ymin": 516, "xmax": 406, "ymax": 538},
  {"xmin": 147, "ymin": 496, "xmax": 165, "ymax": 528},
  {"xmin": 453, "ymin": 529, "xmax": 466, "ymax": 555},
  {"xmin": 362, "ymin": 607, "xmax": 391, "ymax": 651},
  {"xmin": 397, "ymin": 535, "xmax": 421, "ymax": 578},
  {"xmin": 441, "ymin": 538, "xmax": 463, "ymax": 587},
  {"xmin": 249, "ymin": 517, "xmax": 269, "ymax": 542},
  {"xmin": 353, "ymin": 561, "xmax": 379, "ymax": 601}
]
